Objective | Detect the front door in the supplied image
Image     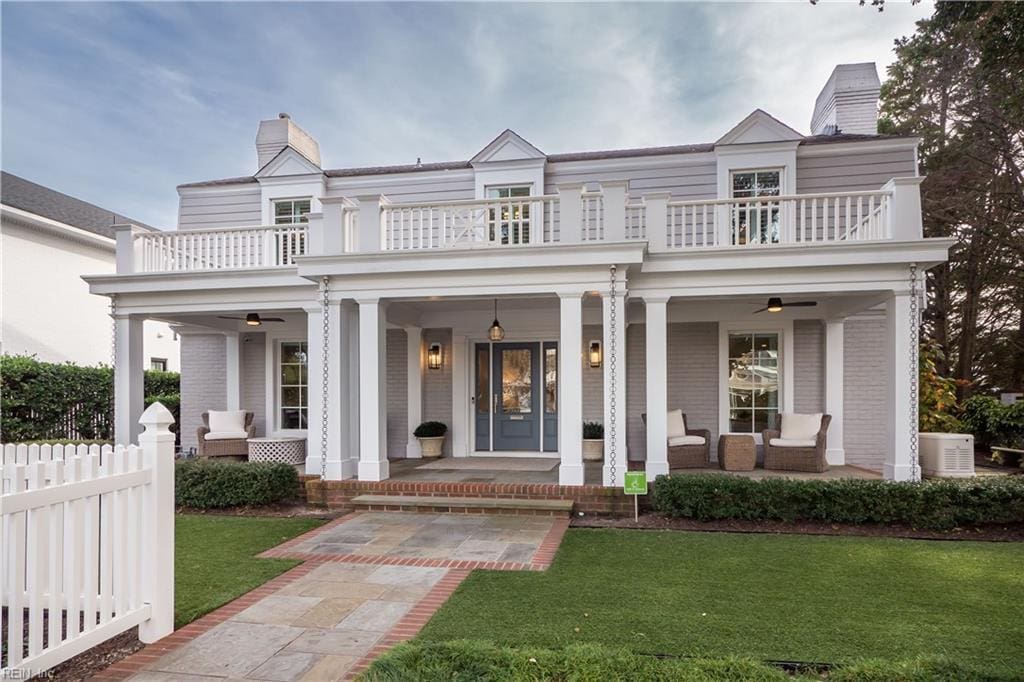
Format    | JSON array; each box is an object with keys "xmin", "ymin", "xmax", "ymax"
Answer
[{"xmin": 474, "ymin": 342, "xmax": 558, "ymax": 452}]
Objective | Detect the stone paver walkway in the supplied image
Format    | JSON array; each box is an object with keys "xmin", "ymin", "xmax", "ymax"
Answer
[{"xmin": 96, "ymin": 512, "xmax": 568, "ymax": 681}]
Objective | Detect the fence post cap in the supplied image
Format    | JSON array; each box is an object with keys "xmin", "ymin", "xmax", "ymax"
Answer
[{"xmin": 139, "ymin": 401, "xmax": 175, "ymax": 430}]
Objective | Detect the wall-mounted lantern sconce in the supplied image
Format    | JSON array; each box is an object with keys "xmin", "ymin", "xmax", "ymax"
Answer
[
  {"xmin": 427, "ymin": 342, "xmax": 443, "ymax": 370},
  {"xmin": 588, "ymin": 340, "xmax": 602, "ymax": 368}
]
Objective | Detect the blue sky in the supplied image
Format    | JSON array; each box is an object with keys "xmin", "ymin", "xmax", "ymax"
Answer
[{"xmin": 1, "ymin": 1, "xmax": 931, "ymax": 229}]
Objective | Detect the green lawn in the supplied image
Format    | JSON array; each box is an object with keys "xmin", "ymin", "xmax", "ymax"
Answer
[
  {"xmin": 174, "ymin": 514, "xmax": 323, "ymax": 627},
  {"xmin": 418, "ymin": 529, "xmax": 1024, "ymax": 674}
]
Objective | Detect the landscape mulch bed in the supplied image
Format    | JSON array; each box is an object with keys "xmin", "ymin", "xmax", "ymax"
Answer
[
  {"xmin": 44, "ymin": 628, "xmax": 143, "ymax": 681},
  {"xmin": 573, "ymin": 512, "xmax": 1024, "ymax": 542},
  {"xmin": 175, "ymin": 502, "xmax": 335, "ymax": 518}
]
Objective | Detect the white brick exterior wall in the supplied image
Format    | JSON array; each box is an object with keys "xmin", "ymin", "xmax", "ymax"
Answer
[
  {"xmin": 422, "ymin": 329, "xmax": 452, "ymax": 456},
  {"xmin": 794, "ymin": 320, "xmax": 825, "ymax": 413},
  {"xmin": 843, "ymin": 312, "xmax": 887, "ymax": 471},
  {"xmin": 180, "ymin": 334, "xmax": 226, "ymax": 453}
]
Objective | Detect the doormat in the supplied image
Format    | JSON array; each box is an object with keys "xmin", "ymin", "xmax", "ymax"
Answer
[{"xmin": 416, "ymin": 457, "xmax": 559, "ymax": 472}]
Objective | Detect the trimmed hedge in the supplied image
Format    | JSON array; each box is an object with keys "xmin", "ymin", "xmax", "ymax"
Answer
[
  {"xmin": 0, "ymin": 354, "xmax": 180, "ymax": 442},
  {"xmin": 358, "ymin": 640, "xmax": 1018, "ymax": 682},
  {"xmin": 175, "ymin": 459, "xmax": 299, "ymax": 509},
  {"xmin": 651, "ymin": 474, "xmax": 1024, "ymax": 530}
]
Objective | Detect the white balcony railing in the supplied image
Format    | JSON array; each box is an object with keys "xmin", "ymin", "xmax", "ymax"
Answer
[
  {"xmin": 381, "ymin": 195, "xmax": 559, "ymax": 250},
  {"xmin": 136, "ymin": 224, "xmax": 307, "ymax": 272},
  {"xmin": 118, "ymin": 178, "xmax": 919, "ymax": 274},
  {"xmin": 665, "ymin": 190, "xmax": 892, "ymax": 249}
]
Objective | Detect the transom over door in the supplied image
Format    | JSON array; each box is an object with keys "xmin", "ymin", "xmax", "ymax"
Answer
[{"xmin": 474, "ymin": 342, "xmax": 558, "ymax": 452}]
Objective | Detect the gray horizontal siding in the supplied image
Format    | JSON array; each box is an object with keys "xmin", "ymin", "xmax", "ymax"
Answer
[
  {"xmin": 178, "ymin": 187, "xmax": 262, "ymax": 230},
  {"xmin": 328, "ymin": 174, "xmax": 475, "ymax": 204},
  {"xmin": 545, "ymin": 159, "xmax": 716, "ymax": 201},
  {"xmin": 843, "ymin": 312, "xmax": 887, "ymax": 472},
  {"xmin": 797, "ymin": 149, "xmax": 916, "ymax": 193}
]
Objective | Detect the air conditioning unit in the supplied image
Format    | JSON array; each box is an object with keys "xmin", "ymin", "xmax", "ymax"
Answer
[{"xmin": 918, "ymin": 433, "xmax": 975, "ymax": 478}]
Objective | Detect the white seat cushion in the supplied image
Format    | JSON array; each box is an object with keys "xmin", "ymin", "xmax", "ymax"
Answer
[
  {"xmin": 204, "ymin": 431, "xmax": 250, "ymax": 441},
  {"xmin": 780, "ymin": 413, "xmax": 822, "ymax": 441},
  {"xmin": 769, "ymin": 438, "xmax": 816, "ymax": 448},
  {"xmin": 208, "ymin": 410, "xmax": 247, "ymax": 434},
  {"xmin": 666, "ymin": 409, "xmax": 687, "ymax": 439},
  {"xmin": 669, "ymin": 435, "xmax": 706, "ymax": 447}
]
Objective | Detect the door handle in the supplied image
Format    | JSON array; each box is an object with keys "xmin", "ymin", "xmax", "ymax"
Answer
[{"xmin": 493, "ymin": 393, "xmax": 498, "ymax": 414}]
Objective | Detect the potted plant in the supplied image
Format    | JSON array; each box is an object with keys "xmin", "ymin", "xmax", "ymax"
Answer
[
  {"xmin": 414, "ymin": 421, "xmax": 448, "ymax": 458},
  {"xmin": 582, "ymin": 421, "xmax": 604, "ymax": 462}
]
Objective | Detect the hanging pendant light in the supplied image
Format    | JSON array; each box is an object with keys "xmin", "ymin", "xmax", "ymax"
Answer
[{"xmin": 488, "ymin": 299, "xmax": 505, "ymax": 341}]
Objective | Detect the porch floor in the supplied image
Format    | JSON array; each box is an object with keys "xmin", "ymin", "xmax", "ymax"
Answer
[{"xmin": 385, "ymin": 458, "xmax": 880, "ymax": 484}]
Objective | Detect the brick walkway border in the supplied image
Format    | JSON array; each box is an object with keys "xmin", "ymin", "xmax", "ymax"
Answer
[{"xmin": 90, "ymin": 515, "xmax": 570, "ymax": 680}]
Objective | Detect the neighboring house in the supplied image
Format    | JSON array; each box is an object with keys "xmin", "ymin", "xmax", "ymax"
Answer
[
  {"xmin": 1, "ymin": 172, "xmax": 180, "ymax": 371},
  {"xmin": 86, "ymin": 63, "xmax": 951, "ymax": 484}
]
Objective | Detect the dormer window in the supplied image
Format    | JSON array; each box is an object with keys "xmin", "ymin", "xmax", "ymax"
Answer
[
  {"xmin": 273, "ymin": 198, "xmax": 311, "ymax": 225},
  {"xmin": 486, "ymin": 185, "xmax": 532, "ymax": 245},
  {"xmin": 730, "ymin": 170, "xmax": 781, "ymax": 245}
]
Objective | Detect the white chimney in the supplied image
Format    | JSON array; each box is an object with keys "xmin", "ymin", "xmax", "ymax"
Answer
[
  {"xmin": 255, "ymin": 113, "xmax": 322, "ymax": 169},
  {"xmin": 810, "ymin": 63, "xmax": 881, "ymax": 136}
]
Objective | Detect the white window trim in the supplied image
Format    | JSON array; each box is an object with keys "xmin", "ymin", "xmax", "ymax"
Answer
[
  {"xmin": 718, "ymin": 320, "xmax": 794, "ymax": 444},
  {"xmin": 271, "ymin": 196, "xmax": 313, "ymax": 225},
  {"xmin": 264, "ymin": 335, "xmax": 309, "ymax": 437},
  {"xmin": 472, "ymin": 160, "xmax": 544, "ymax": 201}
]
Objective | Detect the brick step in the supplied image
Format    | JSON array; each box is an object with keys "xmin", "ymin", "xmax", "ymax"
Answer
[{"xmin": 351, "ymin": 494, "xmax": 574, "ymax": 517}]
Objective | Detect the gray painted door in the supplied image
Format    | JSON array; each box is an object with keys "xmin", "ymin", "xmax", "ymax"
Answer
[
  {"xmin": 492, "ymin": 342, "xmax": 541, "ymax": 451},
  {"xmin": 474, "ymin": 343, "xmax": 491, "ymax": 451}
]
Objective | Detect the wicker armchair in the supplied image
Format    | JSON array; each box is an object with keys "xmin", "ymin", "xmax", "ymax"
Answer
[
  {"xmin": 762, "ymin": 414, "xmax": 831, "ymax": 473},
  {"xmin": 197, "ymin": 411, "xmax": 255, "ymax": 460},
  {"xmin": 642, "ymin": 412, "xmax": 711, "ymax": 469}
]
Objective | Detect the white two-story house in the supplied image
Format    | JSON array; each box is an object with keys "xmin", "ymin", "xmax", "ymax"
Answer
[{"xmin": 86, "ymin": 63, "xmax": 951, "ymax": 488}]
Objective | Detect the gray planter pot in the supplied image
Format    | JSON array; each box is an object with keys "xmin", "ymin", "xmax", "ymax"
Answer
[{"xmin": 582, "ymin": 438, "xmax": 604, "ymax": 462}]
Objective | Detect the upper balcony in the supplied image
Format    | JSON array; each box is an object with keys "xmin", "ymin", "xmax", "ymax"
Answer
[{"xmin": 115, "ymin": 177, "xmax": 923, "ymax": 275}]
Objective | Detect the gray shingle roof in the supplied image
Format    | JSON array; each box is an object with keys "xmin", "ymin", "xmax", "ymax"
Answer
[
  {"xmin": 176, "ymin": 133, "xmax": 916, "ymax": 190},
  {"xmin": 1, "ymin": 172, "xmax": 157, "ymax": 238}
]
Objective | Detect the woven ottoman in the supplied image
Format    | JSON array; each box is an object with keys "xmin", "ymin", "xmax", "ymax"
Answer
[
  {"xmin": 247, "ymin": 437, "xmax": 306, "ymax": 465},
  {"xmin": 717, "ymin": 434, "xmax": 756, "ymax": 471}
]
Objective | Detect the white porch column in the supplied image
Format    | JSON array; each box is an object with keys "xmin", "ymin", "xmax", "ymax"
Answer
[
  {"xmin": 304, "ymin": 300, "xmax": 352, "ymax": 480},
  {"xmin": 113, "ymin": 313, "xmax": 144, "ymax": 445},
  {"xmin": 824, "ymin": 319, "xmax": 845, "ymax": 465},
  {"xmin": 885, "ymin": 291, "xmax": 919, "ymax": 481},
  {"xmin": 644, "ymin": 297, "xmax": 669, "ymax": 480},
  {"xmin": 224, "ymin": 332, "xmax": 242, "ymax": 411},
  {"xmin": 342, "ymin": 302, "xmax": 360, "ymax": 467},
  {"xmin": 406, "ymin": 327, "xmax": 423, "ymax": 458},
  {"xmin": 602, "ymin": 288, "xmax": 628, "ymax": 487},
  {"xmin": 357, "ymin": 298, "xmax": 389, "ymax": 481},
  {"xmin": 451, "ymin": 334, "xmax": 469, "ymax": 458},
  {"xmin": 558, "ymin": 293, "xmax": 584, "ymax": 485}
]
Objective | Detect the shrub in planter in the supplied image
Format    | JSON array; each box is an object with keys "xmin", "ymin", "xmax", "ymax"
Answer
[
  {"xmin": 651, "ymin": 474, "xmax": 1024, "ymax": 530},
  {"xmin": 413, "ymin": 421, "xmax": 448, "ymax": 458},
  {"xmin": 175, "ymin": 459, "xmax": 299, "ymax": 508},
  {"xmin": 582, "ymin": 421, "xmax": 604, "ymax": 462}
]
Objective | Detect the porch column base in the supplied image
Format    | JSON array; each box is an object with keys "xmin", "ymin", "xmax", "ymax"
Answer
[
  {"xmin": 358, "ymin": 459, "xmax": 390, "ymax": 482},
  {"xmin": 884, "ymin": 462, "xmax": 914, "ymax": 482},
  {"xmin": 826, "ymin": 448, "xmax": 845, "ymax": 465},
  {"xmin": 602, "ymin": 463, "xmax": 626, "ymax": 488},
  {"xmin": 307, "ymin": 457, "xmax": 357, "ymax": 480},
  {"xmin": 558, "ymin": 463, "xmax": 584, "ymax": 487},
  {"xmin": 645, "ymin": 461, "xmax": 669, "ymax": 480}
]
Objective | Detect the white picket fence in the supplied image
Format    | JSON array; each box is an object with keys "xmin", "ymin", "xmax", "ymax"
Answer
[{"xmin": 1, "ymin": 403, "xmax": 175, "ymax": 678}]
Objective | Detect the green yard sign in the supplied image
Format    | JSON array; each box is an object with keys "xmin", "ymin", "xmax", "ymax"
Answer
[{"xmin": 623, "ymin": 471, "xmax": 648, "ymax": 495}]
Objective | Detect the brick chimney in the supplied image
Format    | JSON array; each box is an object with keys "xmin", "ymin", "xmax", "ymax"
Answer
[
  {"xmin": 810, "ymin": 63, "xmax": 881, "ymax": 136},
  {"xmin": 255, "ymin": 113, "xmax": 321, "ymax": 170}
]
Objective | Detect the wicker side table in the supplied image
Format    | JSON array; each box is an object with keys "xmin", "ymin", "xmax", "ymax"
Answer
[
  {"xmin": 717, "ymin": 434, "xmax": 756, "ymax": 471},
  {"xmin": 247, "ymin": 437, "xmax": 306, "ymax": 465}
]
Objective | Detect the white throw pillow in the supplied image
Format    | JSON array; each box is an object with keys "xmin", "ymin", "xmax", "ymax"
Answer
[
  {"xmin": 669, "ymin": 435, "xmax": 706, "ymax": 447},
  {"xmin": 780, "ymin": 413, "xmax": 822, "ymax": 441},
  {"xmin": 208, "ymin": 410, "xmax": 246, "ymax": 434},
  {"xmin": 769, "ymin": 438, "xmax": 816, "ymax": 448},
  {"xmin": 666, "ymin": 409, "xmax": 687, "ymax": 439}
]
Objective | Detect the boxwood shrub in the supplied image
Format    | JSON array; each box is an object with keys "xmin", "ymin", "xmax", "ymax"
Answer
[
  {"xmin": 175, "ymin": 459, "xmax": 299, "ymax": 509},
  {"xmin": 651, "ymin": 474, "xmax": 1024, "ymax": 530}
]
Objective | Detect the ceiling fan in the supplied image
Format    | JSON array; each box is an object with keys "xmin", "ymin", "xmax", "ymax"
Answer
[
  {"xmin": 753, "ymin": 297, "xmax": 818, "ymax": 314},
  {"xmin": 217, "ymin": 313, "xmax": 285, "ymax": 327}
]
